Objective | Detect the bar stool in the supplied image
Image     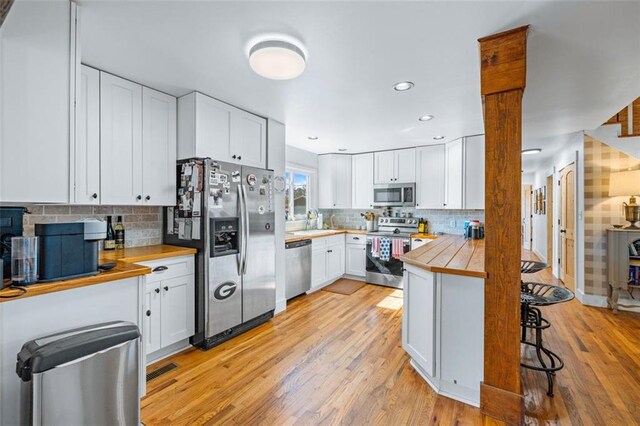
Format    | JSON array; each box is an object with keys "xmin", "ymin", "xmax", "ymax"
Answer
[
  {"xmin": 520, "ymin": 282, "xmax": 574, "ymax": 397},
  {"xmin": 520, "ymin": 260, "xmax": 549, "ymax": 341}
]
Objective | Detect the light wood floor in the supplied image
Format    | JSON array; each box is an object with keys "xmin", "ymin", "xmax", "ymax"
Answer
[{"xmin": 142, "ymin": 273, "xmax": 640, "ymax": 425}]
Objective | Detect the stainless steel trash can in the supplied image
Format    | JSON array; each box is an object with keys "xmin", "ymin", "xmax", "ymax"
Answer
[{"xmin": 16, "ymin": 321, "xmax": 141, "ymax": 426}]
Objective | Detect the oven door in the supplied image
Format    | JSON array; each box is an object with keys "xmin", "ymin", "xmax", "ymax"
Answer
[{"xmin": 365, "ymin": 236, "xmax": 410, "ymax": 288}]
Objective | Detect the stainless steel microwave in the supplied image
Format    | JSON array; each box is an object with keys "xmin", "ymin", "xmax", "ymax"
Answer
[{"xmin": 373, "ymin": 183, "xmax": 415, "ymax": 207}]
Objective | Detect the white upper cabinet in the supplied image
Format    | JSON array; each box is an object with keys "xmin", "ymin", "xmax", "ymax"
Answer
[
  {"xmin": 73, "ymin": 65, "xmax": 101, "ymax": 205},
  {"xmin": 178, "ymin": 92, "xmax": 266, "ymax": 168},
  {"xmin": 444, "ymin": 139, "xmax": 463, "ymax": 209},
  {"xmin": 416, "ymin": 145, "xmax": 445, "ymax": 209},
  {"xmin": 374, "ymin": 148, "xmax": 416, "ymax": 184},
  {"xmin": 100, "ymin": 72, "xmax": 144, "ymax": 205},
  {"xmin": 374, "ymin": 151, "xmax": 396, "ymax": 183},
  {"xmin": 464, "ymin": 135, "xmax": 485, "ymax": 209},
  {"xmin": 352, "ymin": 153, "xmax": 374, "ymax": 209},
  {"xmin": 318, "ymin": 154, "xmax": 352, "ymax": 209},
  {"xmin": 142, "ymin": 87, "xmax": 177, "ymax": 205},
  {"xmin": 395, "ymin": 148, "xmax": 417, "ymax": 183},
  {"xmin": 0, "ymin": 1, "xmax": 77, "ymax": 203}
]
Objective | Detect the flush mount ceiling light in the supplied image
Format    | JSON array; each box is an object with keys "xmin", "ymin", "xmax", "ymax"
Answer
[
  {"xmin": 433, "ymin": 135, "xmax": 445, "ymax": 140},
  {"xmin": 249, "ymin": 39, "xmax": 306, "ymax": 80},
  {"xmin": 393, "ymin": 81, "xmax": 414, "ymax": 92},
  {"xmin": 308, "ymin": 136, "xmax": 318, "ymax": 141},
  {"xmin": 522, "ymin": 148, "xmax": 542, "ymax": 155},
  {"xmin": 419, "ymin": 115, "xmax": 434, "ymax": 122}
]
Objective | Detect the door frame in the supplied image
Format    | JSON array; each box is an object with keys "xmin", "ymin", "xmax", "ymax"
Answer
[
  {"xmin": 546, "ymin": 174, "xmax": 554, "ymax": 265},
  {"xmin": 522, "ymin": 184, "xmax": 533, "ymax": 250}
]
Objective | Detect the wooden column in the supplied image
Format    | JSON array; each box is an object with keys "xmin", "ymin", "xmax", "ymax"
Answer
[{"xmin": 478, "ymin": 25, "xmax": 529, "ymax": 426}]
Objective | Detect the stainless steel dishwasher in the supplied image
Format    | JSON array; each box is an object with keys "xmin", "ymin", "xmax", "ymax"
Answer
[{"xmin": 285, "ymin": 239, "xmax": 312, "ymax": 299}]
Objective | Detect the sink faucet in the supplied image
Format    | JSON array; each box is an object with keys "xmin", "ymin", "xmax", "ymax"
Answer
[{"xmin": 306, "ymin": 209, "xmax": 319, "ymax": 230}]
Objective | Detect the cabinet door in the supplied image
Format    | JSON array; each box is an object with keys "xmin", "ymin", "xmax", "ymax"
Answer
[
  {"xmin": 142, "ymin": 87, "xmax": 177, "ymax": 206},
  {"xmin": 311, "ymin": 249, "xmax": 328, "ymax": 288},
  {"xmin": 327, "ymin": 244, "xmax": 345, "ymax": 280},
  {"xmin": 74, "ymin": 65, "xmax": 101, "ymax": 204},
  {"xmin": 143, "ymin": 283, "xmax": 162, "ymax": 355},
  {"xmin": 100, "ymin": 72, "xmax": 143, "ymax": 205},
  {"xmin": 317, "ymin": 155, "xmax": 335, "ymax": 209},
  {"xmin": 374, "ymin": 151, "xmax": 396, "ymax": 184},
  {"xmin": 395, "ymin": 148, "xmax": 416, "ymax": 183},
  {"xmin": 234, "ymin": 110, "xmax": 266, "ymax": 168},
  {"xmin": 333, "ymin": 155, "xmax": 352, "ymax": 209},
  {"xmin": 416, "ymin": 145, "xmax": 445, "ymax": 209},
  {"xmin": 352, "ymin": 153, "xmax": 374, "ymax": 209},
  {"xmin": 464, "ymin": 135, "xmax": 485, "ymax": 210},
  {"xmin": 160, "ymin": 275, "xmax": 195, "ymax": 347},
  {"xmin": 445, "ymin": 139, "xmax": 463, "ymax": 209},
  {"xmin": 345, "ymin": 244, "xmax": 367, "ymax": 277},
  {"xmin": 0, "ymin": 0, "xmax": 72, "ymax": 203},
  {"xmin": 402, "ymin": 267, "xmax": 436, "ymax": 376},
  {"xmin": 195, "ymin": 93, "xmax": 233, "ymax": 161}
]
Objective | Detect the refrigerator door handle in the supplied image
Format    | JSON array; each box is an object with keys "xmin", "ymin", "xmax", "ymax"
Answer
[
  {"xmin": 237, "ymin": 184, "xmax": 245, "ymax": 275},
  {"xmin": 241, "ymin": 184, "xmax": 250, "ymax": 275}
]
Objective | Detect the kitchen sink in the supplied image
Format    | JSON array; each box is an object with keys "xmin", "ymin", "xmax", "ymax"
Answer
[{"xmin": 290, "ymin": 229, "xmax": 340, "ymax": 236}]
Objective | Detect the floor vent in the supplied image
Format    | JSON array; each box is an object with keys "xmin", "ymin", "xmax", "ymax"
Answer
[{"xmin": 146, "ymin": 362, "xmax": 178, "ymax": 382}]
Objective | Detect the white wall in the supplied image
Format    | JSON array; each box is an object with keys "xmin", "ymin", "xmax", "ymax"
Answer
[
  {"xmin": 531, "ymin": 131, "xmax": 585, "ymax": 297},
  {"xmin": 268, "ymin": 119, "xmax": 287, "ymax": 314}
]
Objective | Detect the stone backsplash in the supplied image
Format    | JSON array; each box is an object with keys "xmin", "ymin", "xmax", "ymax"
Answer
[
  {"xmin": 23, "ymin": 205, "xmax": 163, "ymax": 248},
  {"xmin": 319, "ymin": 208, "xmax": 484, "ymax": 234}
]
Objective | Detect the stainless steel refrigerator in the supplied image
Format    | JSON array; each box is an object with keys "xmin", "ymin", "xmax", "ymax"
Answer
[{"xmin": 164, "ymin": 159, "xmax": 275, "ymax": 349}]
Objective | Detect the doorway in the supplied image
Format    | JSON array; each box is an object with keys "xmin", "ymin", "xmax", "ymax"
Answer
[
  {"xmin": 546, "ymin": 174, "xmax": 554, "ymax": 265},
  {"xmin": 522, "ymin": 184, "xmax": 532, "ymax": 250},
  {"xmin": 559, "ymin": 164, "xmax": 575, "ymax": 291}
]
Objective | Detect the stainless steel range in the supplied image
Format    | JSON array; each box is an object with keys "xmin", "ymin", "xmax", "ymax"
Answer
[{"xmin": 366, "ymin": 217, "xmax": 419, "ymax": 289}]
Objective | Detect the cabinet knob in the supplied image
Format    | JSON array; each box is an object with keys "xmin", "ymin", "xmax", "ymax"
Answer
[
  {"xmin": 232, "ymin": 155, "xmax": 237, "ymax": 159},
  {"xmin": 136, "ymin": 195, "xmax": 142, "ymax": 200},
  {"xmin": 238, "ymin": 156, "xmax": 242, "ymax": 160},
  {"xmin": 154, "ymin": 288, "xmax": 160, "ymax": 294},
  {"xmin": 92, "ymin": 193, "xmax": 98, "ymax": 199},
  {"xmin": 164, "ymin": 285, "xmax": 169, "ymax": 292},
  {"xmin": 327, "ymin": 249, "xmax": 333, "ymax": 253},
  {"xmin": 146, "ymin": 310, "xmax": 151, "ymax": 317},
  {"xmin": 145, "ymin": 195, "xmax": 151, "ymax": 201}
]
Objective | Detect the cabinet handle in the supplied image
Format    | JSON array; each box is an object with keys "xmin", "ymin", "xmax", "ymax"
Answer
[
  {"xmin": 327, "ymin": 249, "xmax": 333, "ymax": 253},
  {"xmin": 238, "ymin": 156, "xmax": 242, "ymax": 160},
  {"xmin": 414, "ymin": 239, "xmax": 423, "ymax": 242},
  {"xmin": 145, "ymin": 195, "xmax": 151, "ymax": 201},
  {"xmin": 154, "ymin": 288, "xmax": 160, "ymax": 294},
  {"xmin": 153, "ymin": 266, "xmax": 168, "ymax": 272},
  {"xmin": 353, "ymin": 237, "xmax": 360, "ymax": 240},
  {"xmin": 164, "ymin": 285, "xmax": 169, "ymax": 292},
  {"xmin": 232, "ymin": 155, "xmax": 237, "ymax": 159},
  {"xmin": 146, "ymin": 310, "xmax": 151, "ymax": 317},
  {"xmin": 92, "ymin": 193, "xmax": 98, "ymax": 199},
  {"xmin": 136, "ymin": 195, "xmax": 142, "ymax": 200}
]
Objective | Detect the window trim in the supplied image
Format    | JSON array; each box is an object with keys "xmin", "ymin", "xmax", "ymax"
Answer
[{"xmin": 285, "ymin": 167, "xmax": 311, "ymax": 221}]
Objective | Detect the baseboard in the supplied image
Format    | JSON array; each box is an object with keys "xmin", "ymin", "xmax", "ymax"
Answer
[
  {"xmin": 275, "ymin": 298, "xmax": 287, "ymax": 315},
  {"xmin": 342, "ymin": 274, "xmax": 366, "ymax": 282},
  {"xmin": 146, "ymin": 339, "xmax": 191, "ymax": 365},
  {"xmin": 576, "ymin": 288, "xmax": 608, "ymax": 308}
]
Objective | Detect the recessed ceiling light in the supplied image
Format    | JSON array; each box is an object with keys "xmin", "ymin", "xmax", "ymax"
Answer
[
  {"xmin": 249, "ymin": 39, "xmax": 306, "ymax": 80},
  {"xmin": 433, "ymin": 135, "xmax": 445, "ymax": 140},
  {"xmin": 308, "ymin": 136, "xmax": 318, "ymax": 141},
  {"xmin": 419, "ymin": 115, "xmax": 434, "ymax": 122},
  {"xmin": 338, "ymin": 149, "xmax": 347, "ymax": 152},
  {"xmin": 522, "ymin": 148, "xmax": 542, "ymax": 155},
  {"xmin": 393, "ymin": 81, "xmax": 414, "ymax": 92}
]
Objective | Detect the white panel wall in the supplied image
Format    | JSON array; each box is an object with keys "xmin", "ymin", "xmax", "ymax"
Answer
[{"xmin": 268, "ymin": 120, "xmax": 287, "ymax": 314}]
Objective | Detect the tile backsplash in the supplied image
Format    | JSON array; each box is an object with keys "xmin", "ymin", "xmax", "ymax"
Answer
[
  {"xmin": 23, "ymin": 205, "xmax": 163, "ymax": 248},
  {"xmin": 319, "ymin": 208, "xmax": 484, "ymax": 234}
]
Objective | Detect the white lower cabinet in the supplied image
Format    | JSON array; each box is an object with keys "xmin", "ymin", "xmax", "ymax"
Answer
[
  {"xmin": 311, "ymin": 235, "xmax": 346, "ymax": 289},
  {"xmin": 345, "ymin": 234, "xmax": 367, "ymax": 277},
  {"xmin": 411, "ymin": 237, "xmax": 431, "ymax": 251},
  {"xmin": 403, "ymin": 264, "xmax": 484, "ymax": 407},
  {"xmin": 140, "ymin": 255, "xmax": 195, "ymax": 360}
]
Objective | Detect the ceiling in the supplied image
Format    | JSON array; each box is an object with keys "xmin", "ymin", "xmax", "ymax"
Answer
[{"xmin": 78, "ymin": 1, "xmax": 640, "ymax": 171}]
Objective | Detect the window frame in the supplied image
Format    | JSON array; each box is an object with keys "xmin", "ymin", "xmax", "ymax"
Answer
[{"xmin": 285, "ymin": 167, "xmax": 311, "ymax": 221}]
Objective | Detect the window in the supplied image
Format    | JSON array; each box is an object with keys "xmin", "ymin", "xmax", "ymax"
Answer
[{"xmin": 285, "ymin": 170, "xmax": 309, "ymax": 221}]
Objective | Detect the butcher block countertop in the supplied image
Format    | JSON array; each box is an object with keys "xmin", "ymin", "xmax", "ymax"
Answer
[
  {"xmin": 401, "ymin": 234, "xmax": 487, "ymax": 278},
  {"xmin": 409, "ymin": 233, "xmax": 439, "ymax": 240},
  {"xmin": 0, "ymin": 244, "xmax": 196, "ymax": 303},
  {"xmin": 285, "ymin": 229, "xmax": 367, "ymax": 243}
]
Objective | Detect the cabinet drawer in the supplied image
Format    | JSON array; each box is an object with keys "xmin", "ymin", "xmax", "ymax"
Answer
[
  {"xmin": 138, "ymin": 255, "xmax": 195, "ymax": 283},
  {"xmin": 346, "ymin": 234, "xmax": 366, "ymax": 245}
]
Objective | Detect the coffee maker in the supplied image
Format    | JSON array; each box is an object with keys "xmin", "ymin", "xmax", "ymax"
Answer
[
  {"xmin": 35, "ymin": 220, "xmax": 106, "ymax": 282},
  {"xmin": 0, "ymin": 207, "xmax": 26, "ymax": 281}
]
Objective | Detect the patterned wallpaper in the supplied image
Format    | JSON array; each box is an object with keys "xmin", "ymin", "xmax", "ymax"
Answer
[{"xmin": 584, "ymin": 136, "xmax": 640, "ymax": 296}]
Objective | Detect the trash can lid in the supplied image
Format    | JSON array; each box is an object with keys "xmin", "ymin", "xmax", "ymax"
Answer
[{"xmin": 16, "ymin": 321, "xmax": 140, "ymax": 382}]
